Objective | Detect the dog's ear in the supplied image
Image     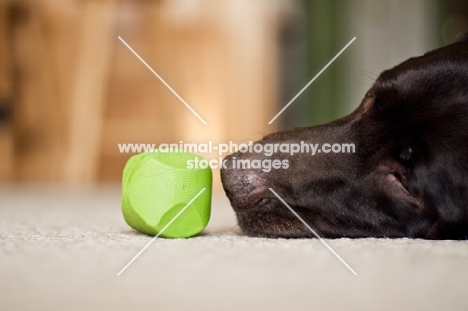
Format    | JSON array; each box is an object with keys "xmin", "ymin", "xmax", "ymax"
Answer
[{"xmin": 455, "ymin": 31, "xmax": 468, "ymax": 43}]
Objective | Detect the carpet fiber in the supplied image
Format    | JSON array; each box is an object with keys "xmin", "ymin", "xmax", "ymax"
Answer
[{"xmin": 1, "ymin": 187, "xmax": 468, "ymax": 310}]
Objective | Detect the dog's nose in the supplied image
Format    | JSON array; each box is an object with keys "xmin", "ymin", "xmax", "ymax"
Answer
[
  {"xmin": 221, "ymin": 153, "xmax": 266, "ymax": 210},
  {"xmin": 220, "ymin": 152, "xmax": 243, "ymax": 198}
]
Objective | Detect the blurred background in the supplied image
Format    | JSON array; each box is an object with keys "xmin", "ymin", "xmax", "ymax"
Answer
[{"xmin": 0, "ymin": 0, "xmax": 467, "ymax": 186}]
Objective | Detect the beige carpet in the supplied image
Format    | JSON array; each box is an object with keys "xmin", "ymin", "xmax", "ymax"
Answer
[{"xmin": 1, "ymin": 186, "xmax": 468, "ymax": 311}]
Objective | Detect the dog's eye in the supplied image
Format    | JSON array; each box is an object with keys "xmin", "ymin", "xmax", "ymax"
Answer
[
  {"xmin": 371, "ymin": 98, "xmax": 385, "ymax": 112},
  {"xmin": 398, "ymin": 146, "xmax": 414, "ymax": 163}
]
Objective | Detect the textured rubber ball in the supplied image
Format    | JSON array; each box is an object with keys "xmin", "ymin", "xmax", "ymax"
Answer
[{"xmin": 122, "ymin": 151, "xmax": 212, "ymax": 238}]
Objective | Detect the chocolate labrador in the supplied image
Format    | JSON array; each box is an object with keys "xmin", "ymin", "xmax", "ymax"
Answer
[{"xmin": 221, "ymin": 33, "xmax": 468, "ymax": 239}]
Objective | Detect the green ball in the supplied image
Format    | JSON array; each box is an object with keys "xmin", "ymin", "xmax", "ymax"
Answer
[{"xmin": 122, "ymin": 151, "xmax": 212, "ymax": 238}]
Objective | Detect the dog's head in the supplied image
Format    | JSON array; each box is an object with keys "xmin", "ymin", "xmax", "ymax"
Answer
[{"xmin": 221, "ymin": 35, "xmax": 468, "ymax": 239}]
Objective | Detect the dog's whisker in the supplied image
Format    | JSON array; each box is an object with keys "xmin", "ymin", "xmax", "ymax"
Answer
[
  {"xmin": 359, "ymin": 72, "xmax": 378, "ymax": 83},
  {"xmin": 358, "ymin": 69, "xmax": 379, "ymax": 77}
]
